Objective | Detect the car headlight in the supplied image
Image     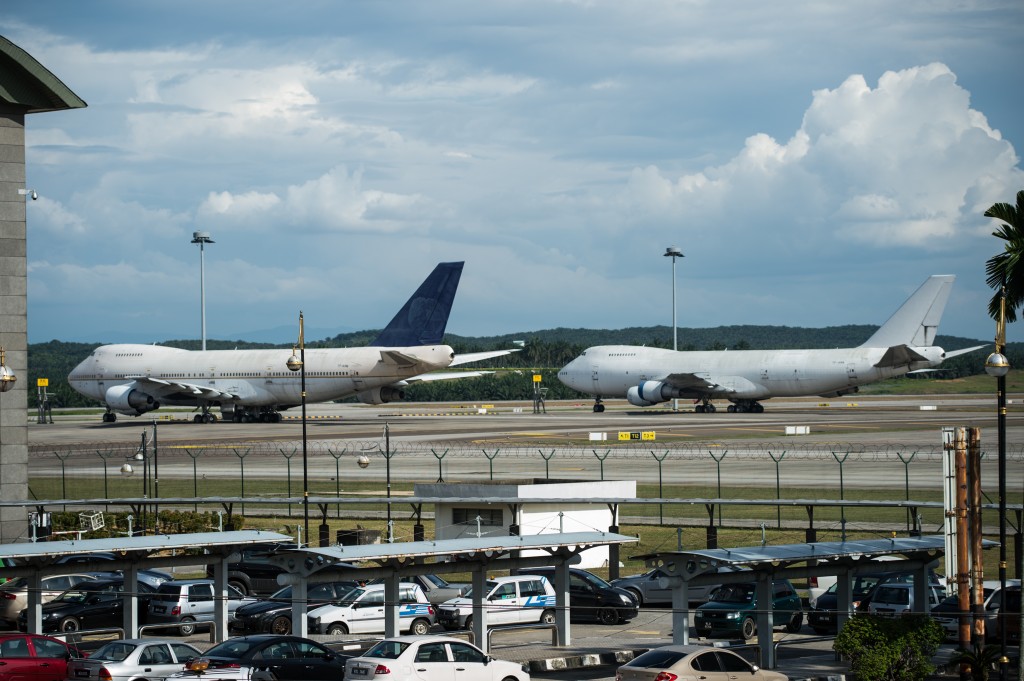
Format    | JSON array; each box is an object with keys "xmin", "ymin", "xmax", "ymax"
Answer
[
  {"xmin": 43, "ymin": 612, "xmax": 59, "ymax": 621},
  {"xmin": 620, "ymin": 594, "xmax": 633, "ymax": 604},
  {"xmin": 725, "ymin": 612, "xmax": 740, "ymax": 619}
]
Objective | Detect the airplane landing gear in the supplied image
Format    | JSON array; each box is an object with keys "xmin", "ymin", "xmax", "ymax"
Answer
[
  {"xmin": 694, "ymin": 398, "xmax": 716, "ymax": 414},
  {"xmin": 232, "ymin": 406, "xmax": 284, "ymax": 423},
  {"xmin": 193, "ymin": 405, "xmax": 218, "ymax": 424},
  {"xmin": 593, "ymin": 398, "xmax": 605, "ymax": 413},
  {"xmin": 728, "ymin": 400, "xmax": 764, "ymax": 413},
  {"xmin": 102, "ymin": 410, "xmax": 117, "ymax": 423}
]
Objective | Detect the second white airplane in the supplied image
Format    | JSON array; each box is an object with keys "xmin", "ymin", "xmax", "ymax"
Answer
[
  {"xmin": 558, "ymin": 274, "xmax": 985, "ymax": 413},
  {"xmin": 69, "ymin": 262, "xmax": 509, "ymax": 423}
]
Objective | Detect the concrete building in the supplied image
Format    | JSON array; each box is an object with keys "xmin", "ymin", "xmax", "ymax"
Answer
[
  {"xmin": 0, "ymin": 36, "xmax": 86, "ymax": 542},
  {"xmin": 415, "ymin": 480, "xmax": 636, "ymax": 569}
]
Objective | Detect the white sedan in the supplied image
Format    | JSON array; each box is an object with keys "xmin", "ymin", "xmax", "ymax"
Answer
[{"xmin": 345, "ymin": 635, "xmax": 529, "ymax": 681}]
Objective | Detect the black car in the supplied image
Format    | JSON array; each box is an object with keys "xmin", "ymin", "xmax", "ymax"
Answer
[
  {"xmin": 207, "ymin": 544, "xmax": 295, "ymax": 596},
  {"xmin": 516, "ymin": 566, "xmax": 639, "ymax": 624},
  {"xmin": 16, "ymin": 577, "xmax": 155, "ymax": 633},
  {"xmin": 232, "ymin": 581, "xmax": 358, "ymax": 635},
  {"xmin": 193, "ymin": 635, "xmax": 350, "ymax": 681},
  {"xmin": 808, "ymin": 570, "xmax": 942, "ymax": 634}
]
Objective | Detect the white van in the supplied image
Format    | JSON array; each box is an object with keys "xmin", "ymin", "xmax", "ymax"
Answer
[
  {"xmin": 436, "ymin": 575, "xmax": 556, "ymax": 630},
  {"xmin": 306, "ymin": 583, "xmax": 434, "ymax": 636},
  {"xmin": 868, "ymin": 582, "xmax": 943, "ymax": 616}
]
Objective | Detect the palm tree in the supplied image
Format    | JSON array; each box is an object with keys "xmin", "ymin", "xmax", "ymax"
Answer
[
  {"xmin": 949, "ymin": 642, "xmax": 1002, "ymax": 681},
  {"xmin": 984, "ymin": 189, "xmax": 1024, "ymax": 323}
]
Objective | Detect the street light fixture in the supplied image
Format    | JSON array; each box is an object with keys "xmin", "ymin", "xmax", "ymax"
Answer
[
  {"xmin": 190, "ymin": 231, "xmax": 214, "ymax": 351},
  {"xmin": 0, "ymin": 347, "xmax": 15, "ymax": 393},
  {"xmin": 286, "ymin": 312, "xmax": 309, "ymax": 545},
  {"xmin": 355, "ymin": 425, "xmax": 394, "ymax": 542},
  {"xmin": 983, "ymin": 286, "xmax": 1010, "ymax": 681},
  {"xmin": 120, "ymin": 430, "xmax": 153, "ymax": 535},
  {"xmin": 664, "ymin": 246, "xmax": 684, "ymax": 411}
]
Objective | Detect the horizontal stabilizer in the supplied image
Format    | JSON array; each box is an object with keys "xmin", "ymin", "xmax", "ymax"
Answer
[
  {"xmin": 450, "ymin": 349, "xmax": 520, "ymax": 366},
  {"xmin": 943, "ymin": 344, "xmax": 987, "ymax": 360},
  {"xmin": 379, "ymin": 350, "xmax": 419, "ymax": 366},
  {"xmin": 873, "ymin": 344, "xmax": 930, "ymax": 369}
]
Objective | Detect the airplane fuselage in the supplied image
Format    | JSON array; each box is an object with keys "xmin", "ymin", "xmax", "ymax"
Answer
[
  {"xmin": 69, "ymin": 343, "xmax": 455, "ymax": 417},
  {"xmin": 558, "ymin": 344, "xmax": 946, "ymax": 404}
]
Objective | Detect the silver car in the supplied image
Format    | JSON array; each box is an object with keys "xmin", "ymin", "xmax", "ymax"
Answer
[
  {"xmin": 67, "ymin": 639, "xmax": 201, "ymax": 681},
  {"xmin": 148, "ymin": 579, "xmax": 255, "ymax": 635},
  {"xmin": 0, "ymin": 573, "xmax": 99, "ymax": 628},
  {"xmin": 611, "ymin": 566, "xmax": 741, "ymax": 606}
]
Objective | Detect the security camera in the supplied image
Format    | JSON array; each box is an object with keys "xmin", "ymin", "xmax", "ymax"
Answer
[{"xmin": 30, "ymin": 190, "xmax": 38, "ymax": 201}]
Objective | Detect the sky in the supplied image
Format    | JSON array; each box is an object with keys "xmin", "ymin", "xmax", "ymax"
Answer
[{"xmin": 5, "ymin": 1, "xmax": 1024, "ymax": 347}]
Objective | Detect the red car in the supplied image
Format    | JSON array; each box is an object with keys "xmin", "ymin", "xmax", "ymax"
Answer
[{"xmin": 0, "ymin": 633, "xmax": 77, "ymax": 681}]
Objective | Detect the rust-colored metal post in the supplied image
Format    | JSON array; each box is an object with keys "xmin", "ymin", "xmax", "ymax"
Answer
[
  {"xmin": 968, "ymin": 428, "xmax": 985, "ymax": 643},
  {"xmin": 955, "ymin": 426, "xmax": 971, "ymax": 667}
]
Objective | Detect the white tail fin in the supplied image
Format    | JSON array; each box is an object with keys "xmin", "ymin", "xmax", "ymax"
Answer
[{"xmin": 861, "ymin": 275, "xmax": 955, "ymax": 348}]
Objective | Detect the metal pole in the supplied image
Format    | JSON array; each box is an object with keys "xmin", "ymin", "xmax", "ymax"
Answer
[
  {"xmin": 300, "ymin": 314, "xmax": 309, "ymax": 545},
  {"xmin": 664, "ymin": 247, "xmax": 683, "ymax": 412},
  {"xmin": 385, "ymin": 422, "xmax": 391, "ymax": 541},
  {"xmin": 200, "ymin": 241, "xmax": 206, "ymax": 351},
  {"xmin": 152, "ymin": 420, "xmax": 159, "ymax": 533}
]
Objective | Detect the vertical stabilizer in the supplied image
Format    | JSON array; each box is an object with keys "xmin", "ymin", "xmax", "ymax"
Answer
[
  {"xmin": 861, "ymin": 275, "xmax": 955, "ymax": 348},
  {"xmin": 370, "ymin": 262, "xmax": 464, "ymax": 346}
]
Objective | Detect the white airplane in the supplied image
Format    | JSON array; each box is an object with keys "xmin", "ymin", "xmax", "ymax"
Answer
[
  {"xmin": 69, "ymin": 262, "xmax": 509, "ymax": 423},
  {"xmin": 558, "ymin": 275, "xmax": 986, "ymax": 413}
]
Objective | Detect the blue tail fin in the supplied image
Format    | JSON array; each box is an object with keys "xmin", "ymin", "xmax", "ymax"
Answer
[{"xmin": 370, "ymin": 262, "xmax": 464, "ymax": 347}]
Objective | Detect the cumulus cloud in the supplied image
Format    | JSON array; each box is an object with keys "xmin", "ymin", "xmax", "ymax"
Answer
[{"xmin": 625, "ymin": 63, "xmax": 1022, "ymax": 251}]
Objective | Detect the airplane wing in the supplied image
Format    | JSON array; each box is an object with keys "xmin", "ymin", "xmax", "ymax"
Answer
[
  {"xmin": 450, "ymin": 349, "xmax": 519, "ymax": 367},
  {"xmin": 130, "ymin": 376, "xmax": 241, "ymax": 401},
  {"xmin": 661, "ymin": 372, "xmax": 763, "ymax": 396}
]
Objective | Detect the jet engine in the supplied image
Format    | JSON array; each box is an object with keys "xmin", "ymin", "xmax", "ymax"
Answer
[
  {"xmin": 105, "ymin": 384, "xmax": 160, "ymax": 415},
  {"xmin": 626, "ymin": 380, "xmax": 684, "ymax": 407},
  {"xmin": 356, "ymin": 386, "xmax": 406, "ymax": 405}
]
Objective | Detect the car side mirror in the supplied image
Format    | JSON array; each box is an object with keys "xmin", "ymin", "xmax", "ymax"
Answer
[{"xmin": 484, "ymin": 656, "xmax": 491, "ymax": 666}]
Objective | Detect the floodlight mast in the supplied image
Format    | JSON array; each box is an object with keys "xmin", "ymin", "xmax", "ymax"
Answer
[
  {"xmin": 191, "ymin": 231, "xmax": 214, "ymax": 351},
  {"xmin": 664, "ymin": 246, "xmax": 684, "ymax": 411}
]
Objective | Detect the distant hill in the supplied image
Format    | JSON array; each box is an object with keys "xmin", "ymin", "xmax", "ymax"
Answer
[{"xmin": 27, "ymin": 325, "xmax": 1009, "ymax": 408}]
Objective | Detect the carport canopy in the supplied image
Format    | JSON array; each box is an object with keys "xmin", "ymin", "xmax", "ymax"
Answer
[
  {"xmin": 0, "ymin": 531, "xmax": 293, "ymax": 640},
  {"xmin": 269, "ymin": 530, "xmax": 638, "ymax": 652},
  {"xmin": 635, "ymin": 534, "xmax": 996, "ymax": 669}
]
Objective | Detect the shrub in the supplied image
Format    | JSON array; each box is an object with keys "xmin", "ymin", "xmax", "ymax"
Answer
[{"xmin": 833, "ymin": 613, "xmax": 945, "ymax": 681}]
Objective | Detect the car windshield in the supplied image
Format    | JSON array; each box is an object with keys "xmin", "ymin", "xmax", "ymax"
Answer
[
  {"xmin": 422, "ymin": 575, "xmax": 449, "ymax": 588},
  {"xmin": 578, "ymin": 571, "xmax": 613, "ymax": 589},
  {"xmin": 1, "ymin": 578, "xmax": 28, "ymax": 590},
  {"xmin": 363, "ymin": 640, "xmax": 410, "ymax": 660},
  {"xmin": 710, "ymin": 584, "xmax": 755, "ymax": 604},
  {"xmin": 334, "ymin": 587, "xmax": 365, "ymax": 605},
  {"xmin": 268, "ymin": 586, "xmax": 293, "ymax": 600},
  {"xmin": 55, "ymin": 584, "xmax": 119, "ymax": 603},
  {"xmin": 89, "ymin": 642, "xmax": 137, "ymax": 662},
  {"xmin": 203, "ymin": 639, "xmax": 259, "ymax": 659},
  {"xmin": 463, "ymin": 581, "xmax": 500, "ymax": 599}
]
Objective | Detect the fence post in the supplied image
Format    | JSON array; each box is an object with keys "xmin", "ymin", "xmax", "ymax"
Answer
[
  {"xmin": 708, "ymin": 450, "xmax": 729, "ymax": 525},
  {"xmin": 280, "ymin": 448, "xmax": 297, "ymax": 517},
  {"xmin": 185, "ymin": 449, "xmax": 202, "ymax": 512},
  {"xmin": 768, "ymin": 451, "xmax": 786, "ymax": 528},
  {"xmin": 650, "ymin": 450, "xmax": 669, "ymax": 525},
  {"xmin": 431, "ymin": 449, "xmax": 449, "ymax": 483},
  {"xmin": 831, "ymin": 450, "xmax": 850, "ymax": 530},
  {"xmin": 95, "ymin": 450, "xmax": 114, "ymax": 507},
  {"xmin": 592, "ymin": 449, "xmax": 610, "ymax": 480},
  {"xmin": 539, "ymin": 450, "xmax": 556, "ymax": 480},
  {"xmin": 233, "ymin": 448, "xmax": 251, "ymax": 517},
  {"xmin": 482, "ymin": 450, "xmax": 500, "ymax": 480},
  {"xmin": 55, "ymin": 451, "xmax": 71, "ymax": 509},
  {"xmin": 327, "ymin": 448, "xmax": 347, "ymax": 518},
  {"xmin": 896, "ymin": 449, "xmax": 917, "ymax": 531}
]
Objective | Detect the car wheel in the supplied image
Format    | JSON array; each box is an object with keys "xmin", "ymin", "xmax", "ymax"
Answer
[
  {"xmin": 597, "ymin": 607, "xmax": 618, "ymax": 625},
  {"xmin": 786, "ymin": 612, "xmax": 803, "ymax": 633},
  {"xmin": 179, "ymin": 617, "xmax": 197, "ymax": 636},
  {"xmin": 410, "ymin": 618, "xmax": 430, "ymax": 636},
  {"xmin": 625, "ymin": 589, "xmax": 643, "ymax": 607},
  {"xmin": 326, "ymin": 622, "xmax": 349, "ymax": 635},
  {"xmin": 540, "ymin": 609, "xmax": 556, "ymax": 625},
  {"xmin": 228, "ymin": 579, "xmax": 248, "ymax": 596},
  {"xmin": 59, "ymin": 616, "xmax": 81, "ymax": 633},
  {"xmin": 464, "ymin": 615, "xmax": 473, "ymax": 631},
  {"xmin": 270, "ymin": 615, "xmax": 291, "ymax": 635},
  {"xmin": 741, "ymin": 617, "xmax": 756, "ymax": 639}
]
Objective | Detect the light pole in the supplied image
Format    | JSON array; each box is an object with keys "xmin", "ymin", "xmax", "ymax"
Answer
[
  {"xmin": 664, "ymin": 246, "xmax": 684, "ymax": 411},
  {"xmin": 120, "ymin": 431, "xmax": 149, "ymax": 535},
  {"xmin": 984, "ymin": 285, "xmax": 1010, "ymax": 681},
  {"xmin": 286, "ymin": 313, "xmax": 309, "ymax": 545},
  {"xmin": 190, "ymin": 231, "xmax": 214, "ymax": 351}
]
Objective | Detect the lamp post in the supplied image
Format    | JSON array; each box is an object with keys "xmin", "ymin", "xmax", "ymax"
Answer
[
  {"xmin": 120, "ymin": 431, "xmax": 149, "ymax": 535},
  {"xmin": 190, "ymin": 231, "xmax": 214, "ymax": 351},
  {"xmin": 356, "ymin": 424, "xmax": 393, "ymax": 543},
  {"xmin": 984, "ymin": 286, "xmax": 1010, "ymax": 681},
  {"xmin": 664, "ymin": 246, "xmax": 684, "ymax": 411},
  {"xmin": 286, "ymin": 313, "xmax": 309, "ymax": 545}
]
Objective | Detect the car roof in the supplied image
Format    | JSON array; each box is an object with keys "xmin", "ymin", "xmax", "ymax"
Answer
[
  {"xmin": 376, "ymin": 635, "xmax": 473, "ymax": 643},
  {"xmin": 160, "ymin": 579, "xmax": 215, "ymax": 586}
]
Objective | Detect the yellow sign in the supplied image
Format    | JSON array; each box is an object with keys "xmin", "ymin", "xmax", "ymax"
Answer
[
  {"xmin": 533, "ymin": 374, "xmax": 542, "ymax": 383},
  {"xmin": 618, "ymin": 431, "xmax": 656, "ymax": 441},
  {"xmin": 37, "ymin": 378, "xmax": 49, "ymax": 387}
]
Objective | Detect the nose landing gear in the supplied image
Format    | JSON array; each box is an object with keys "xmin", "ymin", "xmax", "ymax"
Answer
[{"xmin": 593, "ymin": 398, "xmax": 605, "ymax": 413}]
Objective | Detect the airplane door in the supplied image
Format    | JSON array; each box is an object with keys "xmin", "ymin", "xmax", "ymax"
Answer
[
  {"xmin": 846, "ymin": 363, "xmax": 859, "ymax": 382},
  {"xmin": 591, "ymin": 364, "xmax": 600, "ymax": 392}
]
